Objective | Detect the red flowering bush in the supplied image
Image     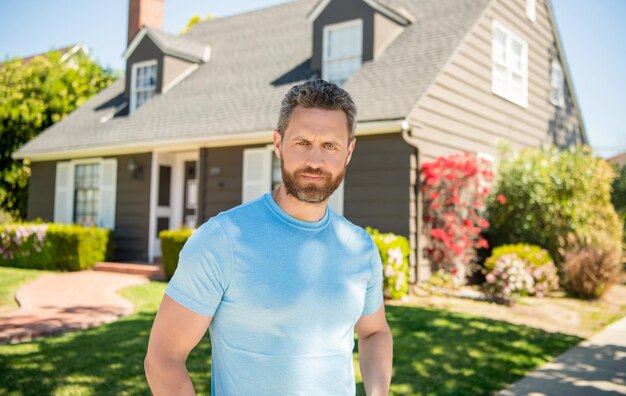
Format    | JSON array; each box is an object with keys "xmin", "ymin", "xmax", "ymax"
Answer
[{"xmin": 421, "ymin": 153, "xmax": 494, "ymax": 283}]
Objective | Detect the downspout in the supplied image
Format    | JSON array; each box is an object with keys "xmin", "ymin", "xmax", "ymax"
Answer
[{"xmin": 400, "ymin": 120, "xmax": 424, "ymax": 286}]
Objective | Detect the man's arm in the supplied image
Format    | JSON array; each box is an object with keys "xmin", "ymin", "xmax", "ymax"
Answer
[
  {"xmin": 355, "ymin": 303, "xmax": 393, "ymax": 396},
  {"xmin": 144, "ymin": 294, "xmax": 212, "ymax": 395}
]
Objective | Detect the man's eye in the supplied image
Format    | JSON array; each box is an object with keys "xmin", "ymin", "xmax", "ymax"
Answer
[
  {"xmin": 297, "ymin": 141, "xmax": 309, "ymax": 145},
  {"xmin": 324, "ymin": 144, "xmax": 336, "ymax": 150}
]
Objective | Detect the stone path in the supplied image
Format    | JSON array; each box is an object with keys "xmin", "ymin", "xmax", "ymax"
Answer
[{"xmin": 0, "ymin": 270, "xmax": 150, "ymax": 344}]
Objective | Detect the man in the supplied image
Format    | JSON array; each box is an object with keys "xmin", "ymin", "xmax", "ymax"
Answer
[{"xmin": 144, "ymin": 80, "xmax": 393, "ymax": 395}]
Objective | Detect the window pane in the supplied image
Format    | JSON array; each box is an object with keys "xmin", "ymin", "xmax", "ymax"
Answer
[
  {"xmin": 74, "ymin": 163, "xmax": 100, "ymax": 226},
  {"xmin": 493, "ymin": 29, "xmax": 507, "ymax": 63},
  {"xmin": 324, "ymin": 21, "xmax": 363, "ymax": 85}
]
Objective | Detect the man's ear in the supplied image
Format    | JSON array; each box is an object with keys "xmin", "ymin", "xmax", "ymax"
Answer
[
  {"xmin": 345, "ymin": 137, "xmax": 356, "ymax": 166},
  {"xmin": 273, "ymin": 130, "xmax": 282, "ymax": 159}
]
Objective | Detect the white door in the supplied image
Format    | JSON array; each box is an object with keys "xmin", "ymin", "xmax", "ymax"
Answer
[{"xmin": 153, "ymin": 153, "xmax": 175, "ymax": 259}]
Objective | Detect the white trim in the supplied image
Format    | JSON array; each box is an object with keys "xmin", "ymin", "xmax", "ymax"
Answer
[
  {"xmin": 322, "ymin": 19, "xmax": 363, "ymax": 85},
  {"xmin": 60, "ymin": 44, "xmax": 90, "ymax": 63},
  {"xmin": 491, "ymin": 20, "xmax": 528, "ymax": 108},
  {"xmin": 148, "ymin": 151, "xmax": 158, "ymax": 263},
  {"xmin": 54, "ymin": 157, "xmax": 117, "ymax": 230},
  {"xmin": 16, "ymin": 120, "xmax": 405, "ymax": 162},
  {"xmin": 148, "ymin": 151, "xmax": 199, "ymax": 262},
  {"xmin": 550, "ymin": 60, "xmax": 565, "ymax": 108},
  {"xmin": 307, "ymin": 0, "xmax": 412, "ymax": 25},
  {"xmin": 526, "ymin": 0, "xmax": 536, "ymax": 22},
  {"xmin": 130, "ymin": 59, "xmax": 158, "ymax": 114},
  {"xmin": 123, "ymin": 28, "xmax": 210, "ymax": 63},
  {"xmin": 162, "ymin": 64, "xmax": 199, "ymax": 94}
]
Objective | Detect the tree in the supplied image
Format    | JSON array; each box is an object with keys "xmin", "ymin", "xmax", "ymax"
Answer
[
  {"xmin": 179, "ymin": 13, "xmax": 215, "ymax": 35},
  {"xmin": 0, "ymin": 50, "xmax": 117, "ymax": 220}
]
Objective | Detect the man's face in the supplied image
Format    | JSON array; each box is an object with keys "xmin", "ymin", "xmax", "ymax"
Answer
[{"xmin": 274, "ymin": 106, "xmax": 356, "ymax": 204}]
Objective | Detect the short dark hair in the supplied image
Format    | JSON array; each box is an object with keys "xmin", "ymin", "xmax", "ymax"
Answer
[{"xmin": 276, "ymin": 80, "xmax": 357, "ymax": 141}]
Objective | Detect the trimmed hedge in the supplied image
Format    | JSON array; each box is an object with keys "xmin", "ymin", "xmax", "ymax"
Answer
[
  {"xmin": 159, "ymin": 228, "xmax": 194, "ymax": 280},
  {"xmin": 0, "ymin": 222, "xmax": 114, "ymax": 271}
]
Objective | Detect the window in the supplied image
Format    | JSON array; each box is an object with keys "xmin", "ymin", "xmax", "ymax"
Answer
[
  {"xmin": 550, "ymin": 61, "xmax": 565, "ymax": 107},
  {"xmin": 322, "ymin": 19, "xmax": 363, "ymax": 86},
  {"xmin": 492, "ymin": 21, "xmax": 528, "ymax": 107},
  {"xmin": 54, "ymin": 159, "xmax": 117, "ymax": 230},
  {"xmin": 74, "ymin": 163, "xmax": 100, "ymax": 227},
  {"xmin": 130, "ymin": 60, "xmax": 157, "ymax": 112},
  {"xmin": 526, "ymin": 0, "xmax": 536, "ymax": 22}
]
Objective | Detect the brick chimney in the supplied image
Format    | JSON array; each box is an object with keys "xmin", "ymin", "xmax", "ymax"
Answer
[{"xmin": 127, "ymin": 0, "xmax": 164, "ymax": 46}]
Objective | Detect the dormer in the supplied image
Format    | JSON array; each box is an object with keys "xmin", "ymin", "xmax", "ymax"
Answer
[
  {"xmin": 308, "ymin": 0, "xmax": 414, "ymax": 85},
  {"xmin": 122, "ymin": 27, "xmax": 210, "ymax": 114}
]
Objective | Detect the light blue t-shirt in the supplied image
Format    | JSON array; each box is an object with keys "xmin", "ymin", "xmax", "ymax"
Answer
[{"xmin": 165, "ymin": 191, "xmax": 384, "ymax": 395}]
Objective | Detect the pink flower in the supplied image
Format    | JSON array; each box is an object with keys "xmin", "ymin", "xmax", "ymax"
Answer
[
  {"xmin": 486, "ymin": 273, "xmax": 496, "ymax": 283},
  {"xmin": 497, "ymin": 194, "xmax": 507, "ymax": 204}
]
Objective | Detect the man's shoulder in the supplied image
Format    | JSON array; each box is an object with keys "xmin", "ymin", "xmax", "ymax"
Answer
[
  {"xmin": 328, "ymin": 211, "xmax": 375, "ymax": 249},
  {"xmin": 197, "ymin": 194, "xmax": 267, "ymax": 231}
]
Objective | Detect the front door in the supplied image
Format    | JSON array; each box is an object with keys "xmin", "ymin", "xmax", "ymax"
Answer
[{"xmin": 153, "ymin": 153, "xmax": 175, "ymax": 260}]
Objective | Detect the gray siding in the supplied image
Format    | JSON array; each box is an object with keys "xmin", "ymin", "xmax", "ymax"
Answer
[
  {"xmin": 27, "ymin": 154, "xmax": 151, "ymax": 262},
  {"xmin": 27, "ymin": 161, "xmax": 56, "ymax": 221},
  {"xmin": 312, "ymin": 0, "xmax": 375, "ymax": 72},
  {"xmin": 198, "ymin": 135, "xmax": 414, "ymax": 242},
  {"xmin": 163, "ymin": 55, "xmax": 195, "ymax": 91},
  {"xmin": 344, "ymin": 133, "xmax": 413, "ymax": 237},
  {"xmin": 110, "ymin": 153, "xmax": 152, "ymax": 262},
  {"xmin": 407, "ymin": 0, "xmax": 584, "ymax": 163},
  {"xmin": 125, "ymin": 36, "xmax": 164, "ymax": 98},
  {"xmin": 199, "ymin": 145, "xmax": 263, "ymax": 220}
]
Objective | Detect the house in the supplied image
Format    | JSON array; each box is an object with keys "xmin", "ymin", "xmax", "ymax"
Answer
[
  {"xmin": 1, "ymin": 43, "xmax": 91, "ymax": 69},
  {"xmin": 609, "ymin": 152, "xmax": 626, "ymax": 167},
  {"xmin": 12, "ymin": 0, "xmax": 587, "ymax": 284}
]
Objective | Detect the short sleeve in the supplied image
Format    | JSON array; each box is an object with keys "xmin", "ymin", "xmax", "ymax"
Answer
[
  {"xmin": 361, "ymin": 237, "xmax": 384, "ymax": 316},
  {"xmin": 165, "ymin": 217, "xmax": 232, "ymax": 317}
]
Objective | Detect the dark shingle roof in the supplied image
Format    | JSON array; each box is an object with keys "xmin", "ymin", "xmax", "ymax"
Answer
[{"xmin": 14, "ymin": 0, "xmax": 490, "ymax": 158}]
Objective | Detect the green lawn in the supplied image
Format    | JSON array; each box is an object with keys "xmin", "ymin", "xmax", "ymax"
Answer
[
  {"xmin": 0, "ymin": 267, "xmax": 49, "ymax": 313},
  {"xmin": 0, "ymin": 268, "xmax": 582, "ymax": 395}
]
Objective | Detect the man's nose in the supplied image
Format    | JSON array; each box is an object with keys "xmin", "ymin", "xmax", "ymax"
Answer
[{"xmin": 305, "ymin": 146, "xmax": 324, "ymax": 168}]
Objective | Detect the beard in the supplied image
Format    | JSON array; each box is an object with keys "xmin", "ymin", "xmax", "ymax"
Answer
[{"xmin": 280, "ymin": 158, "xmax": 345, "ymax": 204}]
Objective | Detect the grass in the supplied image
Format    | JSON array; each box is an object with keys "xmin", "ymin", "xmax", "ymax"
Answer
[
  {"xmin": 0, "ymin": 267, "xmax": 49, "ymax": 314},
  {"xmin": 0, "ymin": 268, "xmax": 583, "ymax": 395}
]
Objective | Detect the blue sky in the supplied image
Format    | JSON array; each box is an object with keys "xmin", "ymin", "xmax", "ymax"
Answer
[{"xmin": 1, "ymin": 0, "xmax": 624, "ymax": 158}]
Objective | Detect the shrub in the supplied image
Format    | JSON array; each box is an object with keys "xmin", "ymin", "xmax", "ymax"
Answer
[
  {"xmin": 486, "ymin": 145, "xmax": 623, "ymax": 273},
  {"xmin": 610, "ymin": 163, "xmax": 626, "ymax": 251},
  {"xmin": 0, "ymin": 222, "xmax": 112, "ymax": 271},
  {"xmin": 563, "ymin": 247, "xmax": 621, "ymax": 299},
  {"xmin": 420, "ymin": 153, "xmax": 493, "ymax": 283},
  {"xmin": 159, "ymin": 228, "xmax": 194, "ymax": 280},
  {"xmin": 484, "ymin": 244, "xmax": 559, "ymax": 297},
  {"xmin": 482, "ymin": 254, "xmax": 535, "ymax": 300},
  {"xmin": 366, "ymin": 227, "xmax": 410, "ymax": 300}
]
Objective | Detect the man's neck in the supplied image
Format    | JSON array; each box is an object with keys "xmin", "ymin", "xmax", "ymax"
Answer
[{"xmin": 271, "ymin": 185, "xmax": 328, "ymax": 222}]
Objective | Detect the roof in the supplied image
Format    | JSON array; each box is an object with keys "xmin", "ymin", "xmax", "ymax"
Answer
[
  {"xmin": 0, "ymin": 43, "xmax": 89, "ymax": 69},
  {"xmin": 608, "ymin": 152, "xmax": 626, "ymax": 167},
  {"xmin": 123, "ymin": 27, "xmax": 210, "ymax": 63},
  {"xmin": 14, "ymin": 0, "xmax": 491, "ymax": 159}
]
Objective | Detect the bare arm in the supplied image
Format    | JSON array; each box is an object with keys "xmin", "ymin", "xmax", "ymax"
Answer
[
  {"xmin": 355, "ymin": 304, "xmax": 393, "ymax": 396},
  {"xmin": 144, "ymin": 294, "xmax": 212, "ymax": 395}
]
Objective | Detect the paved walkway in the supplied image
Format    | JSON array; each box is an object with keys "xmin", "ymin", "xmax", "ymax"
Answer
[
  {"xmin": 497, "ymin": 315, "xmax": 626, "ymax": 395},
  {"xmin": 0, "ymin": 270, "xmax": 150, "ymax": 344}
]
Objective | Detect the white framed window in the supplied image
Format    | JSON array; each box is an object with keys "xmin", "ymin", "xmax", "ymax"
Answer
[
  {"xmin": 550, "ymin": 61, "xmax": 565, "ymax": 108},
  {"xmin": 526, "ymin": 0, "xmax": 536, "ymax": 22},
  {"xmin": 491, "ymin": 20, "xmax": 528, "ymax": 108},
  {"xmin": 54, "ymin": 158, "xmax": 117, "ymax": 230},
  {"xmin": 130, "ymin": 59, "xmax": 158, "ymax": 113},
  {"xmin": 322, "ymin": 19, "xmax": 363, "ymax": 86},
  {"xmin": 242, "ymin": 146, "xmax": 344, "ymax": 215}
]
